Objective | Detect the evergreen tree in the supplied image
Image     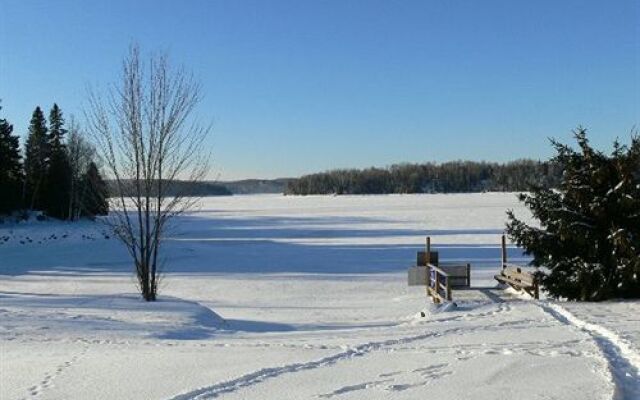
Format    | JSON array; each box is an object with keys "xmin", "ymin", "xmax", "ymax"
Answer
[
  {"xmin": 48, "ymin": 104, "xmax": 67, "ymax": 152},
  {"xmin": 80, "ymin": 162, "xmax": 108, "ymax": 217},
  {"xmin": 23, "ymin": 106, "xmax": 49, "ymax": 210},
  {"xmin": 44, "ymin": 104, "xmax": 72, "ymax": 219},
  {"xmin": 506, "ymin": 129, "xmax": 640, "ymax": 301},
  {"xmin": 0, "ymin": 105, "xmax": 23, "ymax": 214}
]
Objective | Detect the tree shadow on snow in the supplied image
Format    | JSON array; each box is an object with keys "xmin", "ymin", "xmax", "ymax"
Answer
[{"xmin": 1, "ymin": 213, "xmax": 529, "ymax": 276}]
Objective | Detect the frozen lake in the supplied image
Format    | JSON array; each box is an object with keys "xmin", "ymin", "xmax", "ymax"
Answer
[{"xmin": 1, "ymin": 193, "xmax": 531, "ymax": 277}]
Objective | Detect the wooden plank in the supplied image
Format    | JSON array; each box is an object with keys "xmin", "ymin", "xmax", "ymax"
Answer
[
  {"xmin": 428, "ymin": 264, "xmax": 451, "ymax": 277},
  {"xmin": 515, "ymin": 274, "xmax": 535, "ymax": 286},
  {"xmin": 427, "ymin": 265, "xmax": 450, "ymax": 304},
  {"xmin": 427, "ymin": 285, "xmax": 444, "ymax": 304},
  {"xmin": 498, "ymin": 276, "xmax": 540, "ymax": 300},
  {"xmin": 504, "ymin": 269, "xmax": 535, "ymax": 284},
  {"xmin": 495, "ymin": 274, "xmax": 537, "ymax": 291},
  {"xmin": 448, "ymin": 277, "xmax": 469, "ymax": 287},
  {"xmin": 434, "ymin": 291, "xmax": 445, "ymax": 304},
  {"xmin": 503, "ymin": 262, "xmax": 526, "ymax": 270},
  {"xmin": 496, "ymin": 275, "xmax": 527, "ymax": 287},
  {"xmin": 430, "ymin": 264, "xmax": 469, "ymax": 287},
  {"xmin": 501, "ymin": 234, "xmax": 507, "ymax": 266},
  {"xmin": 503, "ymin": 265, "xmax": 522, "ymax": 276},
  {"xmin": 438, "ymin": 264, "xmax": 469, "ymax": 277}
]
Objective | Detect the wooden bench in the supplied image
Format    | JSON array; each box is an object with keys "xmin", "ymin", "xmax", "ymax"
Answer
[
  {"xmin": 495, "ymin": 264, "xmax": 539, "ymax": 299},
  {"xmin": 494, "ymin": 235, "xmax": 540, "ymax": 299}
]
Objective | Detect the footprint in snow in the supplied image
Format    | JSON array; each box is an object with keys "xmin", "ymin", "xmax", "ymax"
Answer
[
  {"xmin": 317, "ymin": 380, "xmax": 394, "ymax": 398},
  {"xmin": 413, "ymin": 363, "xmax": 454, "ymax": 380},
  {"xmin": 378, "ymin": 371, "xmax": 402, "ymax": 378},
  {"xmin": 22, "ymin": 345, "xmax": 89, "ymax": 399}
]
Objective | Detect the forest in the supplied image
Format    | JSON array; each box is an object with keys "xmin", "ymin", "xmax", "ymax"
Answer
[{"xmin": 285, "ymin": 160, "xmax": 562, "ymax": 195}]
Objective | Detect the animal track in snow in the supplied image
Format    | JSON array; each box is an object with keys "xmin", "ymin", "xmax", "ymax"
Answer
[
  {"xmin": 317, "ymin": 363, "xmax": 454, "ymax": 398},
  {"xmin": 317, "ymin": 379, "xmax": 394, "ymax": 398},
  {"xmin": 377, "ymin": 371, "xmax": 402, "ymax": 378},
  {"xmin": 413, "ymin": 362, "xmax": 453, "ymax": 380},
  {"xmin": 21, "ymin": 344, "xmax": 89, "ymax": 399}
]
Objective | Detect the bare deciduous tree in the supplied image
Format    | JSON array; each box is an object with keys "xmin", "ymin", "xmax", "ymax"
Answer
[
  {"xmin": 85, "ymin": 45, "xmax": 210, "ymax": 301},
  {"xmin": 66, "ymin": 117, "xmax": 97, "ymax": 220}
]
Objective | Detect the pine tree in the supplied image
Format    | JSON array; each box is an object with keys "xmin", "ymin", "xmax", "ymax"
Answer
[
  {"xmin": 48, "ymin": 104, "xmax": 67, "ymax": 152},
  {"xmin": 0, "ymin": 105, "xmax": 23, "ymax": 214},
  {"xmin": 506, "ymin": 129, "xmax": 640, "ymax": 301},
  {"xmin": 23, "ymin": 106, "xmax": 49, "ymax": 210},
  {"xmin": 44, "ymin": 104, "xmax": 72, "ymax": 219},
  {"xmin": 80, "ymin": 162, "xmax": 108, "ymax": 217}
]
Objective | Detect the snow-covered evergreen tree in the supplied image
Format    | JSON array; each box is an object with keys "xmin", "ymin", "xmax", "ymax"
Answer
[{"xmin": 507, "ymin": 129, "xmax": 640, "ymax": 300}]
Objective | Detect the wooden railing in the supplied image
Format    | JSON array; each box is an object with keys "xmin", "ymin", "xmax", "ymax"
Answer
[
  {"xmin": 406, "ymin": 236, "xmax": 472, "ymax": 303},
  {"xmin": 426, "ymin": 263, "xmax": 472, "ymax": 303},
  {"xmin": 427, "ymin": 264, "xmax": 452, "ymax": 303}
]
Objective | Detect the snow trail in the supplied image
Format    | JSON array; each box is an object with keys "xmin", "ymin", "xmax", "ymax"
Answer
[
  {"xmin": 166, "ymin": 329, "xmax": 445, "ymax": 400},
  {"xmin": 539, "ymin": 302, "xmax": 640, "ymax": 400}
]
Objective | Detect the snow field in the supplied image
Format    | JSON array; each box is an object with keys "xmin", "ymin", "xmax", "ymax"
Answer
[{"xmin": 1, "ymin": 193, "xmax": 638, "ymax": 399}]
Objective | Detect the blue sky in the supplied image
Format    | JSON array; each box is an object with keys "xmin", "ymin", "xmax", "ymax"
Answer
[{"xmin": 1, "ymin": 1, "xmax": 638, "ymax": 179}]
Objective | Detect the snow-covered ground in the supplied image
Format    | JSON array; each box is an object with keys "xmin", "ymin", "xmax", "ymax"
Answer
[{"xmin": 1, "ymin": 193, "xmax": 638, "ymax": 399}]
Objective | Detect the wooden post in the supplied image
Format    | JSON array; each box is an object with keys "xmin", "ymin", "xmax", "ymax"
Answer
[
  {"xmin": 425, "ymin": 267, "xmax": 431, "ymax": 299},
  {"xmin": 446, "ymin": 275, "xmax": 452, "ymax": 301},
  {"xmin": 533, "ymin": 281, "xmax": 540, "ymax": 300},
  {"xmin": 466, "ymin": 263, "xmax": 471, "ymax": 287},
  {"xmin": 424, "ymin": 236, "xmax": 431, "ymax": 299},
  {"xmin": 434, "ymin": 270, "xmax": 440, "ymax": 304},
  {"xmin": 425, "ymin": 237, "xmax": 431, "ymax": 265},
  {"xmin": 501, "ymin": 234, "xmax": 507, "ymax": 269}
]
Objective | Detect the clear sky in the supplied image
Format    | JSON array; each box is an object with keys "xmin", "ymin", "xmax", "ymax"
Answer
[{"xmin": 1, "ymin": 1, "xmax": 639, "ymax": 180}]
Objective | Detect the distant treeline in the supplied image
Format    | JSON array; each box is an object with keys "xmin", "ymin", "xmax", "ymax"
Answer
[
  {"xmin": 222, "ymin": 178, "xmax": 293, "ymax": 194},
  {"xmin": 285, "ymin": 160, "xmax": 562, "ymax": 195},
  {"xmin": 108, "ymin": 180, "xmax": 232, "ymax": 197},
  {"xmin": 107, "ymin": 179, "xmax": 295, "ymax": 196}
]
